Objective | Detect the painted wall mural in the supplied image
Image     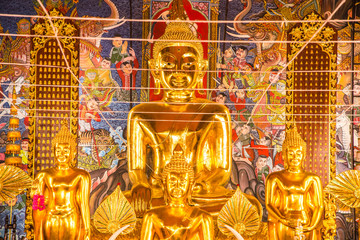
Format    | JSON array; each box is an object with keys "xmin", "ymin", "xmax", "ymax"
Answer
[{"xmin": 0, "ymin": 0, "xmax": 359, "ymax": 239}]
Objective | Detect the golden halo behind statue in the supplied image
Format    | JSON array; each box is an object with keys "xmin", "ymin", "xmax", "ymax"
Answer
[
  {"xmin": 0, "ymin": 165, "xmax": 33, "ymax": 202},
  {"xmin": 217, "ymin": 187, "xmax": 260, "ymax": 238},
  {"xmin": 324, "ymin": 170, "xmax": 360, "ymax": 208},
  {"xmin": 93, "ymin": 185, "xmax": 136, "ymax": 235}
]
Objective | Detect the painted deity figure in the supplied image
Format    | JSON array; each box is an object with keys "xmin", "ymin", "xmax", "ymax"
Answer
[
  {"xmin": 127, "ymin": 20, "xmax": 232, "ymax": 215},
  {"xmin": 141, "ymin": 145, "xmax": 214, "ymax": 239},
  {"xmin": 31, "ymin": 121, "xmax": 91, "ymax": 240},
  {"xmin": 265, "ymin": 127, "xmax": 324, "ymax": 240}
]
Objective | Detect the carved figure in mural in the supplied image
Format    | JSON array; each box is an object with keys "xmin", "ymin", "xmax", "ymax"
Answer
[
  {"xmin": 97, "ymin": 57, "xmax": 115, "ymax": 87},
  {"xmin": 79, "ymin": 95, "xmax": 101, "ymax": 132},
  {"xmin": 31, "ymin": 121, "xmax": 91, "ymax": 240},
  {"xmin": 78, "ymin": 128, "xmax": 122, "ymax": 171},
  {"xmin": 267, "ymin": 78, "xmax": 286, "ymax": 125},
  {"xmin": 127, "ymin": 20, "xmax": 232, "ymax": 216},
  {"xmin": 79, "ymin": 0, "xmax": 125, "ymax": 69},
  {"xmin": 83, "ymin": 69, "xmax": 101, "ymax": 96},
  {"xmin": 110, "ymin": 34, "xmax": 129, "ymax": 64},
  {"xmin": 217, "ymin": 46, "xmax": 235, "ymax": 70},
  {"xmin": 233, "ymin": 124, "xmax": 255, "ymax": 165},
  {"xmin": 116, "ymin": 47, "xmax": 138, "ymax": 90},
  {"xmin": 265, "ymin": 127, "xmax": 324, "ymax": 240},
  {"xmin": 141, "ymin": 145, "xmax": 214, "ymax": 239}
]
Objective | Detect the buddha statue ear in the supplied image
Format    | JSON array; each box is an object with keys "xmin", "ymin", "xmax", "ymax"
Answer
[
  {"xmin": 149, "ymin": 59, "xmax": 161, "ymax": 95},
  {"xmin": 197, "ymin": 59, "xmax": 208, "ymax": 95}
]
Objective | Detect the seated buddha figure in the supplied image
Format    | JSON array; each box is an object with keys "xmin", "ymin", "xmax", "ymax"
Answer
[
  {"xmin": 141, "ymin": 145, "xmax": 214, "ymax": 239},
  {"xmin": 31, "ymin": 121, "xmax": 91, "ymax": 240},
  {"xmin": 265, "ymin": 127, "xmax": 324, "ymax": 240},
  {"xmin": 127, "ymin": 20, "xmax": 232, "ymax": 215}
]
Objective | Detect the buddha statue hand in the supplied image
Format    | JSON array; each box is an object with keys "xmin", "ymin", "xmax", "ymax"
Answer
[
  {"xmin": 131, "ymin": 183, "xmax": 151, "ymax": 217},
  {"xmin": 192, "ymin": 180, "xmax": 210, "ymax": 195}
]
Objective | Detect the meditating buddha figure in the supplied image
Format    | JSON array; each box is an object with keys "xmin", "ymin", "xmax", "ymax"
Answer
[
  {"xmin": 31, "ymin": 121, "xmax": 91, "ymax": 240},
  {"xmin": 127, "ymin": 19, "xmax": 232, "ymax": 215},
  {"xmin": 141, "ymin": 145, "xmax": 214, "ymax": 239},
  {"xmin": 265, "ymin": 127, "xmax": 324, "ymax": 239}
]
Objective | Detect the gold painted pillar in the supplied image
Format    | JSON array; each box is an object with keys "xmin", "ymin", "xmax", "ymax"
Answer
[
  {"xmin": 25, "ymin": 9, "xmax": 79, "ymax": 239},
  {"xmin": 286, "ymin": 12, "xmax": 337, "ymax": 239}
]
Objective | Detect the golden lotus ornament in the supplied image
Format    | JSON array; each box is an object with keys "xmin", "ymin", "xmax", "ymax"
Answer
[
  {"xmin": 0, "ymin": 165, "xmax": 33, "ymax": 202},
  {"xmin": 324, "ymin": 170, "xmax": 360, "ymax": 208},
  {"xmin": 93, "ymin": 185, "xmax": 136, "ymax": 235},
  {"xmin": 217, "ymin": 187, "xmax": 260, "ymax": 238}
]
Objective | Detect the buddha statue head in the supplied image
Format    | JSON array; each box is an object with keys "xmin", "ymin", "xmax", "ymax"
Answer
[
  {"xmin": 162, "ymin": 144, "xmax": 194, "ymax": 206},
  {"xmin": 282, "ymin": 127, "xmax": 306, "ymax": 171},
  {"xmin": 52, "ymin": 120, "xmax": 77, "ymax": 167},
  {"xmin": 149, "ymin": 21, "xmax": 208, "ymax": 98}
]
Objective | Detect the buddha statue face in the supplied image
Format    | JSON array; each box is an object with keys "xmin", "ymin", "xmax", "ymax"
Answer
[
  {"xmin": 54, "ymin": 143, "xmax": 72, "ymax": 165},
  {"xmin": 165, "ymin": 171, "xmax": 190, "ymax": 202},
  {"xmin": 285, "ymin": 145, "xmax": 304, "ymax": 169},
  {"xmin": 156, "ymin": 45, "xmax": 204, "ymax": 90}
]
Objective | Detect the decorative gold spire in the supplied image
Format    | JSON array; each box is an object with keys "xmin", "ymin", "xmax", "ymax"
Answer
[
  {"xmin": 51, "ymin": 119, "xmax": 77, "ymax": 154},
  {"xmin": 10, "ymin": 88, "xmax": 18, "ymax": 116},
  {"xmin": 162, "ymin": 144, "xmax": 194, "ymax": 184},
  {"xmin": 282, "ymin": 125, "xmax": 306, "ymax": 152},
  {"xmin": 5, "ymin": 88, "xmax": 22, "ymax": 167},
  {"xmin": 152, "ymin": 19, "xmax": 203, "ymax": 59}
]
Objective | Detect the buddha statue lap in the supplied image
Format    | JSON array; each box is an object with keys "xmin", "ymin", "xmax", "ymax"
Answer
[
  {"xmin": 127, "ymin": 19, "xmax": 233, "ymax": 216},
  {"xmin": 31, "ymin": 121, "xmax": 91, "ymax": 240},
  {"xmin": 141, "ymin": 145, "xmax": 214, "ymax": 239},
  {"xmin": 265, "ymin": 127, "xmax": 324, "ymax": 240}
]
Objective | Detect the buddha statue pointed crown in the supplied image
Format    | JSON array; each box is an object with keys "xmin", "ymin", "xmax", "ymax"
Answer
[
  {"xmin": 52, "ymin": 119, "xmax": 77, "ymax": 155},
  {"xmin": 162, "ymin": 144, "xmax": 194, "ymax": 184},
  {"xmin": 152, "ymin": 20, "xmax": 203, "ymax": 59},
  {"xmin": 282, "ymin": 125, "xmax": 306, "ymax": 153}
]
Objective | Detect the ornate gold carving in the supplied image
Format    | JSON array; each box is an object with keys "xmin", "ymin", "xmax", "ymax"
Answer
[
  {"xmin": 26, "ymin": 8, "xmax": 79, "ymax": 239},
  {"xmin": 286, "ymin": 11, "xmax": 337, "ymax": 240}
]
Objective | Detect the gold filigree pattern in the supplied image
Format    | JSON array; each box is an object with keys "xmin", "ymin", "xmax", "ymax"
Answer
[
  {"xmin": 286, "ymin": 11, "xmax": 337, "ymax": 240},
  {"xmin": 0, "ymin": 165, "xmax": 33, "ymax": 202},
  {"xmin": 93, "ymin": 185, "xmax": 136, "ymax": 235},
  {"xmin": 26, "ymin": 8, "xmax": 79, "ymax": 239},
  {"xmin": 324, "ymin": 170, "xmax": 360, "ymax": 208},
  {"xmin": 217, "ymin": 187, "xmax": 260, "ymax": 237}
]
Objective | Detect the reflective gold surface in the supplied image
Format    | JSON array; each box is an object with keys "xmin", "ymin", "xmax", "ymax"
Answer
[
  {"xmin": 127, "ymin": 20, "xmax": 232, "ymax": 216},
  {"xmin": 31, "ymin": 122, "xmax": 91, "ymax": 240},
  {"xmin": 141, "ymin": 145, "xmax": 214, "ymax": 239},
  {"xmin": 265, "ymin": 127, "xmax": 324, "ymax": 239}
]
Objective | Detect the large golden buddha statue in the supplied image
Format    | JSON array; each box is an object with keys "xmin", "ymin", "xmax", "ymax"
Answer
[
  {"xmin": 127, "ymin": 15, "xmax": 232, "ymax": 215},
  {"xmin": 31, "ymin": 121, "xmax": 91, "ymax": 240},
  {"xmin": 265, "ymin": 127, "xmax": 324, "ymax": 240},
  {"xmin": 141, "ymin": 145, "xmax": 214, "ymax": 239}
]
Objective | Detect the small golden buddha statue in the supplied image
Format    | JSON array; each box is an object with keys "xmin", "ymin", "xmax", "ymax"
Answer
[
  {"xmin": 141, "ymin": 145, "xmax": 214, "ymax": 239},
  {"xmin": 265, "ymin": 127, "xmax": 324, "ymax": 240},
  {"xmin": 31, "ymin": 121, "xmax": 91, "ymax": 240},
  {"xmin": 127, "ymin": 18, "xmax": 232, "ymax": 216}
]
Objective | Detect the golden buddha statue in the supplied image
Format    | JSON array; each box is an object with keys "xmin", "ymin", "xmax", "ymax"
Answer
[
  {"xmin": 265, "ymin": 127, "xmax": 324, "ymax": 240},
  {"xmin": 127, "ymin": 16, "xmax": 232, "ymax": 216},
  {"xmin": 31, "ymin": 121, "xmax": 91, "ymax": 240},
  {"xmin": 141, "ymin": 145, "xmax": 214, "ymax": 239}
]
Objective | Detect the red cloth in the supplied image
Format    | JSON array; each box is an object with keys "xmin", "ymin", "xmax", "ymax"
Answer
[
  {"xmin": 229, "ymin": 92, "xmax": 246, "ymax": 111},
  {"xmin": 250, "ymin": 139, "xmax": 270, "ymax": 157}
]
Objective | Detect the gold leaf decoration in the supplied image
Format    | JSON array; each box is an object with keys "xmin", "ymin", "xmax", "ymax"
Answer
[
  {"xmin": 0, "ymin": 165, "xmax": 33, "ymax": 202},
  {"xmin": 324, "ymin": 170, "xmax": 360, "ymax": 208},
  {"xmin": 93, "ymin": 185, "xmax": 136, "ymax": 235},
  {"xmin": 217, "ymin": 187, "xmax": 260, "ymax": 237}
]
